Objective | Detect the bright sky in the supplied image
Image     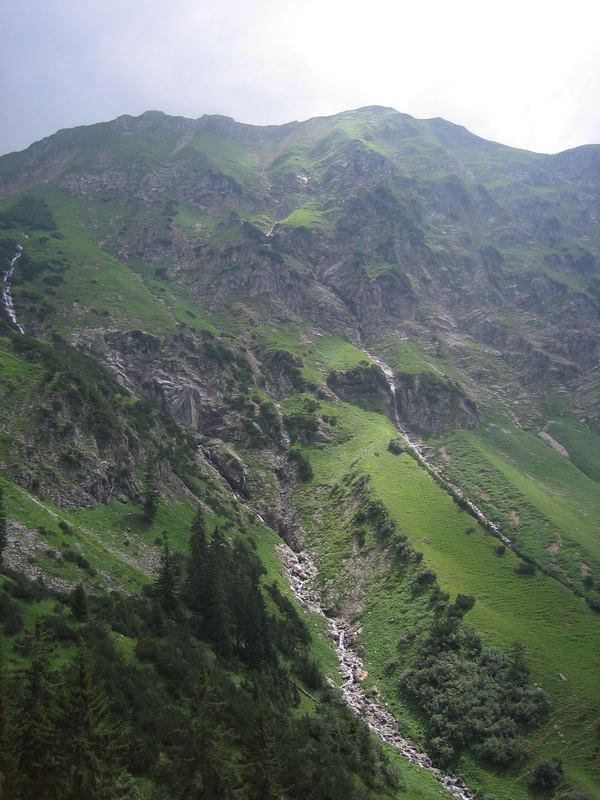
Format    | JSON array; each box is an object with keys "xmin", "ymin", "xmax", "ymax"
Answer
[{"xmin": 2, "ymin": 0, "xmax": 600, "ymax": 156}]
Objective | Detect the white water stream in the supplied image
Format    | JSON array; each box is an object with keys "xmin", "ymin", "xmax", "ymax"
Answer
[
  {"xmin": 2, "ymin": 241, "xmax": 25, "ymax": 334},
  {"xmin": 277, "ymin": 543, "xmax": 476, "ymax": 800},
  {"xmin": 362, "ymin": 345, "xmax": 511, "ymax": 546},
  {"xmin": 195, "ymin": 328, "xmax": 507, "ymax": 796}
]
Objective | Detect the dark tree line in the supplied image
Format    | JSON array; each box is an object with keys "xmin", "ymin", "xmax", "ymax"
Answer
[
  {"xmin": 0, "ymin": 623, "xmax": 130, "ymax": 799},
  {"xmin": 400, "ymin": 596, "xmax": 551, "ymax": 767},
  {"xmin": 0, "ymin": 509, "xmax": 403, "ymax": 799}
]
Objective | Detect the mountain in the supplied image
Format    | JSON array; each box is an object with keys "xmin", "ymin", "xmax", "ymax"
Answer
[{"xmin": 0, "ymin": 107, "xmax": 599, "ymax": 799}]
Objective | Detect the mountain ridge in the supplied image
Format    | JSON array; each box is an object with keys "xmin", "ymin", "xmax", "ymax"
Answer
[{"xmin": 4, "ymin": 104, "xmax": 600, "ymax": 162}]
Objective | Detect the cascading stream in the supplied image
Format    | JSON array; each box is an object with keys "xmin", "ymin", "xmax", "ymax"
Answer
[
  {"xmin": 277, "ymin": 542, "xmax": 476, "ymax": 800},
  {"xmin": 361, "ymin": 346, "xmax": 511, "ymax": 546},
  {"xmin": 2, "ymin": 241, "xmax": 25, "ymax": 334},
  {"xmin": 199, "ymin": 332, "xmax": 500, "ymax": 798}
]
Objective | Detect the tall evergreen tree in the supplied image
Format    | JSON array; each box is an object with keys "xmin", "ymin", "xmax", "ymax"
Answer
[
  {"xmin": 231, "ymin": 538, "xmax": 269, "ymax": 668},
  {"xmin": 70, "ymin": 582, "xmax": 88, "ymax": 621},
  {"xmin": 205, "ymin": 527, "xmax": 232, "ymax": 657},
  {"xmin": 185, "ymin": 508, "xmax": 209, "ymax": 631},
  {"xmin": 142, "ymin": 454, "xmax": 160, "ymax": 525},
  {"xmin": 155, "ymin": 532, "xmax": 178, "ymax": 618},
  {"xmin": 0, "ymin": 487, "xmax": 7, "ymax": 565},
  {"xmin": 0, "ymin": 644, "xmax": 16, "ymax": 799},
  {"xmin": 61, "ymin": 641, "xmax": 123, "ymax": 799},
  {"xmin": 159, "ymin": 671, "xmax": 236, "ymax": 800},
  {"xmin": 17, "ymin": 621, "xmax": 59, "ymax": 800},
  {"xmin": 245, "ymin": 702, "xmax": 281, "ymax": 800}
]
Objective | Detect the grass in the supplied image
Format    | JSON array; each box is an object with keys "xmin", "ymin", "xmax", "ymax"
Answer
[
  {"xmin": 312, "ymin": 334, "xmax": 372, "ymax": 372},
  {"xmin": 546, "ymin": 415, "xmax": 600, "ymax": 482},
  {"xmin": 279, "ymin": 206, "xmax": 330, "ymax": 230},
  {"xmin": 182, "ymin": 127, "xmax": 266, "ymax": 193},
  {"xmin": 294, "ymin": 395, "xmax": 600, "ymax": 799},
  {"xmin": 380, "ymin": 741, "xmax": 450, "ymax": 799},
  {"xmin": 439, "ymin": 420, "xmax": 600, "ymax": 593},
  {"xmin": 372, "ymin": 336, "xmax": 443, "ymax": 376},
  {"xmin": 0, "ymin": 186, "xmax": 176, "ymax": 337}
]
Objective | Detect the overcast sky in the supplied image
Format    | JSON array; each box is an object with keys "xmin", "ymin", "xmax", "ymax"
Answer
[{"xmin": 2, "ymin": 0, "xmax": 600, "ymax": 156}]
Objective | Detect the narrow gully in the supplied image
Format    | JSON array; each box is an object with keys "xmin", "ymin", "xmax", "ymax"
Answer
[
  {"xmin": 277, "ymin": 542, "xmax": 476, "ymax": 800},
  {"xmin": 361, "ymin": 347, "xmax": 511, "ymax": 547},
  {"xmin": 2, "ymin": 240, "xmax": 26, "ymax": 334}
]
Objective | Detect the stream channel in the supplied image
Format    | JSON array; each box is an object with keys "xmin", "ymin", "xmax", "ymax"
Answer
[
  {"xmin": 277, "ymin": 542, "xmax": 476, "ymax": 800},
  {"xmin": 272, "ymin": 344, "xmax": 521, "ymax": 797},
  {"xmin": 1, "ymin": 239, "xmax": 26, "ymax": 334},
  {"xmin": 239, "ymin": 344, "xmax": 508, "ymax": 798}
]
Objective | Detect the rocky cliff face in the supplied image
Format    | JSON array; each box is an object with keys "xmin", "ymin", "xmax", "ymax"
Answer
[{"xmin": 1, "ymin": 106, "xmax": 599, "ymax": 429}]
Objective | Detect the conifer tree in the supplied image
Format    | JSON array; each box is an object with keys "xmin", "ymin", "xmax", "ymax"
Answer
[
  {"xmin": 171, "ymin": 671, "xmax": 236, "ymax": 800},
  {"xmin": 142, "ymin": 454, "xmax": 160, "ymax": 525},
  {"xmin": 70, "ymin": 582, "xmax": 88, "ymax": 621},
  {"xmin": 231, "ymin": 538, "xmax": 269, "ymax": 667},
  {"xmin": 155, "ymin": 532, "xmax": 178, "ymax": 618},
  {"xmin": 0, "ymin": 644, "xmax": 16, "ymax": 799},
  {"xmin": 245, "ymin": 703, "xmax": 281, "ymax": 800},
  {"xmin": 186, "ymin": 508, "xmax": 209, "ymax": 632},
  {"xmin": 205, "ymin": 527, "xmax": 232, "ymax": 657},
  {"xmin": 61, "ymin": 641, "xmax": 123, "ymax": 799},
  {"xmin": 17, "ymin": 621, "xmax": 59, "ymax": 800},
  {"xmin": 0, "ymin": 487, "xmax": 6, "ymax": 565}
]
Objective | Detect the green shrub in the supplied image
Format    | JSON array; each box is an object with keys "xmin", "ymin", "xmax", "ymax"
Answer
[
  {"xmin": 388, "ymin": 438, "xmax": 404, "ymax": 455},
  {"xmin": 529, "ymin": 759, "xmax": 563, "ymax": 792},
  {"xmin": 284, "ymin": 397, "xmax": 319, "ymax": 443},
  {"xmin": 401, "ymin": 609, "xmax": 550, "ymax": 767},
  {"xmin": 0, "ymin": 591, "xmax": 24, "ymax": 634},
  {"xmin": 288, "ymin": 447, "xmax": 313, "ymax": 482},
  {"xmin": 516, "ymin": 560, "xmax": 536, "ymax": 576},
  {"xmin": 58, "ymin": 520, "xmax": 74, "ymax": 536}
]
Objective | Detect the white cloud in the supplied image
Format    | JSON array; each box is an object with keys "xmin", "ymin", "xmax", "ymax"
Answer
[{"xmin": 1, "ymin": 0, "xmax": 599, "ymax": 154}]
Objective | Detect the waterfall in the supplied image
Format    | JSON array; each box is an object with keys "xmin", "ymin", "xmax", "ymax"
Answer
[
  {"xmin": 2, "ymin": 243, "xmax": 25, "ymax": 334},
  {"xmin": 359, "ymin": 346, "xmax": 506, "ymax": 541}
]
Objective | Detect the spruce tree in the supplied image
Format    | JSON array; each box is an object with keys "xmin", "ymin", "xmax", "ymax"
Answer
[
  {"xmin": 231, "ymin": 539, "xmax": 269, "ymax": 667},
  {"xmin": 186, "ymin": 508, "xmax": 209, "ymax": 632},
  {"xmin": 0, "ymin": 487, "xmax": 6, "ymax": 565},
  {"xmin": 245, "ymin": 703, "xmax": 281, "ymax": 800},
  {"xmin": 17, "ymin": 621, "xmax": 59, "ymax": 800},
  {"xmin": 70, "ymin": 582, "xmax": 88, "ymax": 621},
  {"xmin": 205, "ymin": 528, "xmax": 232, "ymax": 657},
  {"xmin": 61, "ymin": 641, "xmax": 122, "ymax": 799},
  {"xmin": 163, "ymin": 671, "xmax": 236, "ymax": 800},
  {"xmin": 142, "ymin": 455, "xmax": 159, "ymax": 525},
  {"xmin": 0, "ymin": 644, "xmax": 16, "ymax": 799},
  {"xmin": 155, "ymin": 532, "xmax": 178, "ymax": 618}
]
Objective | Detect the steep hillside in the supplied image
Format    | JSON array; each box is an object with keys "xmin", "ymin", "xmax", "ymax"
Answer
[{"xmin": 0, "ymin": 107, "xmax": 599, "ymax": 800}]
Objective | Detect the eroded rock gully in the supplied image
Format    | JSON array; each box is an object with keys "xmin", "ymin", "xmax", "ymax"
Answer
[{"xmin": 277, "ymin": 542, "xmax": 476, "ymax": 800}]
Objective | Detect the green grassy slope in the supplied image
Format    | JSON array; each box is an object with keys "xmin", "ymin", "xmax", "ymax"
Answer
[
  {"xmin": 437, "ymin": 422, "xmax": 600, "ymax": 600},
  {"xmin": 300, "ymin": 400, "xmax": 600, "ymax": 798},
  {"xmin": 1, "ymin": 107, "xmax": 599, "ymax": 799},
  {"xmin": 266, "ymin": 328, "xmax": 600, "ymax": 800}
]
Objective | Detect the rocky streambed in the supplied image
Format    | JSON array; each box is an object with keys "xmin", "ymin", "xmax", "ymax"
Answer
[{"xmin": 277, "ymin": 542, "xmax": 476, "ymax": 800}]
